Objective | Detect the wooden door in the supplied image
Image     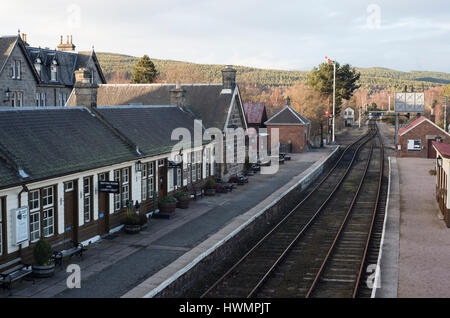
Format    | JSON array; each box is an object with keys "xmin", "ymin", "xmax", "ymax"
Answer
[
  {"xmin": 64, "ymin": 181, "xmax": 78, "ymax": 243},
  {"xmin": 98, "ymin": 173, "xmax": 110, "ymax": 235},
  {"xmin": 428, "ymin": 139, "xmax": 437, "ymax": 159}
]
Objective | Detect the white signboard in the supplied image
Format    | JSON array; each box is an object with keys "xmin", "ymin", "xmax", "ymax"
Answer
[
  {"xmin": 395, "ymin": 93, "xmax": 425, "ymax": 113},
  {"xmin": 14, "ymin": 207, "xmax": 29, "ymax": 244}
]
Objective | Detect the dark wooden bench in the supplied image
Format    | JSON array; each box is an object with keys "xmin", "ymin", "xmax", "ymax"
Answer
[
  {"xmin": 189, "ymin": 183, "xmax": 204, "ymax": 200},
  {"xmin": 0, "ymin": 258, "xmax": 34, "ymax": 294},
  {"xmin": 52, "ymin": 240, "xmax": 85, "ymax": 268}
]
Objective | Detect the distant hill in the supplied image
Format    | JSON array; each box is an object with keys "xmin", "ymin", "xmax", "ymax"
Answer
[{"xmin": 97, "ymin": 52, "xmax": 450, "ymax": 91}]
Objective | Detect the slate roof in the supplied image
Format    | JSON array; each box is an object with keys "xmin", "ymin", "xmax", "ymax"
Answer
[
  {"xmin": 0, "ymin": 107, "xmax": 136, "ymax": 186},
  {"xmin": 0, "ymin": 159, "xmax": 22, "ymax": 189},
  {"xmin": 0, "ymin": 36, "xmax": 17, "ymax": 75},
  {"xmin": 93, "ymin": 84, "xmax": 235, "ymax": 130},
  {"xmin": 398, "ymin": 116, "xmax": 449, "ymax": 136},
  {"xmin": 265, "ymin": 105, "xmax": 310, "ymax": 125},
  {"xmin": 95, "ymin": 106, "xmax": 201, "ymax": 156},
  {"xmin": 243, "ymin": 102, "xmax": 266, "ymax": 124}
]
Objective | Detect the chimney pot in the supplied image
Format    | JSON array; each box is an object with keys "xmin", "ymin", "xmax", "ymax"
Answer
[{"xmin": 221, "ymin": 65, "xmax": 236, "ymax": 91}]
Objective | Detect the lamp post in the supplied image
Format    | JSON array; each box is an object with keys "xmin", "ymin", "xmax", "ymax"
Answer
[{"xmin": 326, "ymin": 56, "xmax": 336, "ymax": 143}]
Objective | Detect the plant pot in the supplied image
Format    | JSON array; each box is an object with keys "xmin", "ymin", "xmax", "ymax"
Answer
[
  {"xmin": 176, "ymin": 196, "xmax": 190, "ymax": 209},
  {"xmin": 124, "ymin": 224, "xmax": 141, "ymax": 234},
  {"xmin": 32, "ymin": 263, "xmax": 55, "ymax": 278},
  {"xmin": 159, "ymin": 201, "xmax": 177, "ymax": 213},
  {"xmin": 205, "ymin": 188, "xmax": 216, "ymax": 196}
]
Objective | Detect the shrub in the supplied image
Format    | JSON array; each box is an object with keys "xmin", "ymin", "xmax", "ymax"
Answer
[
  {"xmin": 138, "ymin": 214, "xmax": 148, "ymax": 226},
  {"xmin": 33, "ymin": 238, "xmax": 53, "ymax": 266},
  {"xmin": 123, "ymin": 213, "xmax": 141, "ymax": 226},
  {"xmin": 174, "ymin": 192, "xmax": 190, "ymax": 198},
  {"xmin": 205, "ymin": 177, "xmax": 216, "ymax": 189},
  {"xmin": 159, "ymin": 196, "xmax": 178, "ymax": 203}
]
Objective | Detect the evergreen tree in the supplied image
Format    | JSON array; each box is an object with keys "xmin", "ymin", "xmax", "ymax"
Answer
[
  {"xmin": 131, "ymin": 55, "xmax": 157, "ymax": 83},
  {"xmin": 306, "ymin": 61, "xmax": 360, "ymax": 116}
]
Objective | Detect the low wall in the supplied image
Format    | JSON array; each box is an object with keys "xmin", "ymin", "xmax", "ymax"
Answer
[{"xmin": 150, "ymin": 146, "xmax": 341, "ymax": 297}]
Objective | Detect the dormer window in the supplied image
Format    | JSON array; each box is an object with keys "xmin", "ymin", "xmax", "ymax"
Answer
[
  {"xmin": 51, "ymin": 60, "xmax": 58, "ymax": 81},
  {"xmin": 35, "ymin": 58, "xmax": 42, "ymax": 76}
]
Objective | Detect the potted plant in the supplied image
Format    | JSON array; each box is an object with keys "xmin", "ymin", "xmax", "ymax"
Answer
[
  {"xmin": 158, "ymin": 196, "xmax": 178, "ymax": 213},
  {"xmin": 139, "ymin": 214, "xmax": 149, "ymax": 230},
  {"xmin": 32, "ymin": 238, "xmax": 55, "ymax": 278},
  {"xmin": 122, "ymin": 213, "xmax": 142, "ymax": 234},
  {"xmin": 174, "ymin": 192, "xmax": 190, "ymax": 209},
  {"xmin": 204, "ymin": 177, "xmax": 216, "ymax": 196}
]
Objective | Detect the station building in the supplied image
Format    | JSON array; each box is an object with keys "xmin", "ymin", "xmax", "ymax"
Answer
[
  {"xmin": 0, "ymin": 80, "xmax": 215, "ymax": 267},
  {"xmin": 265, "ymin": 97, "xmax": 311, "ymax": 153},
  {"xmin": 397, "ymin": 116, "xmax": 450, "ymax": 158},
  {"xmin": 343, "ymin": 106, "xmax": 355, "ymax": 126}
]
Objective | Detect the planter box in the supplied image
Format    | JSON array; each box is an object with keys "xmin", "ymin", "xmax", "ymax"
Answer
[
  {"xmin": 159, "ymin": 201, "xmax": 177, "ymax": 213},
  {"xmin": 176, "ymin": 196, "xmax": 190, "ymax": 209},
  {"xmin": 124, "ymin": 224, "xmax": 141, "ymax": 234},
  {"xmin": 32, "ymin": 263, "xmax": 55, "ymax": 278}
]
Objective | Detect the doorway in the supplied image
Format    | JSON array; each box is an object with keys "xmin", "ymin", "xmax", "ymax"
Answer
[
  {"xmin": 64, "ymin": 180, "xmax": 78, "ymax": 243},
  {"xmin": 98, "ymin": 173, "xmax": 110, "ymax": 235}
]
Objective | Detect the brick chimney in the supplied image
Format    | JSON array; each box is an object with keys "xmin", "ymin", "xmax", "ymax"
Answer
[
  {"xmin": 221, "ymin": 65, "xmax": 236, "ymax": 92},
  {"xmin": 71, "ymin": 68, "xmax": 97, "ymax": 108},
  {"xmin": 170, "ymin": 81, "xmax": 186, "ymax": 108},
  {"xmin": 20, "ymin": 33, "xmax": 29, "ymax": 46},
  {"xmin": 57, "ymin": 35, "xmax": 75, "ymax": 51}
]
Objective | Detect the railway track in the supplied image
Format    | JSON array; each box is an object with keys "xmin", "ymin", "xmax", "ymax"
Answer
[{"xmin": 201, "ymin": 121, "xmax": 384, "ymax": 298}]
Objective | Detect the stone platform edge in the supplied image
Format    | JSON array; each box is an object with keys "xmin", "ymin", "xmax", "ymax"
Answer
[{"xmin": 122, "ymin": 146, "xmax": 340, "ymax": 298}]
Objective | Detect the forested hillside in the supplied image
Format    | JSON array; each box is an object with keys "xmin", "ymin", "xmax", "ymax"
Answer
[{"xmin": 97, "ymin": 52, "xmax": 450, "ymax": 91}]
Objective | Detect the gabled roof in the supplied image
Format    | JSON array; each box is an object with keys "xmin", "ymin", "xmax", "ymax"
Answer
[
  {"xmin": 243, "ymin": 102, "xmax": 266, "ymax": 124},
  {"xmin": 399, "ymin": 116, "xmax": 449, "ymax": 137},
  {"xmin": 76, "ymin": 50, "xmax": 106, "ymax": 84},
  {"xmin": 0, "ymin": 36, "xmax": 17, "ymax": 75},
  {"xmin": 92, "ymin": 83, "xmax": 239, "ymax": 130},
  {"xmin": 265, "ymin": 105, "xmax": 310, "ymax": 125}
]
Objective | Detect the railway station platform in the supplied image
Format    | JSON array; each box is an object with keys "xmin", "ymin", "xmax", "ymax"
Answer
[{"xmin": 1, "ymin": 146, "xmax": 337, "ymax": 298}]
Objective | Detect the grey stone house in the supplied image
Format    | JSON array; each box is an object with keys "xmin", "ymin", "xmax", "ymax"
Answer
[
  {"xmin": 67, "ymin": 66, "xmax": 248, "ymax": 181},
  {"xmin": 0, "ymin": 33, "xmax": 106, "ymax": 107}
]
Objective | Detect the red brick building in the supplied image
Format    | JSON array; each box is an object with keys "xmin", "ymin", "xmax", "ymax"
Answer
[
  {"xmin": 265, "ymin": 97, "xmax": 311, "ymax": 153},
  {"xmin": 398, "ymin": 116, "xmax": 450, "ymax": 158}
]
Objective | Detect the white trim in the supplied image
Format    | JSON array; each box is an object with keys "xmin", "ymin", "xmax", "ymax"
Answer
[
  {"xmin": 371, "ymin": 156, "xmax": 392, "ymax": 298},
  {"xmin": 264, "ymin": 105, "xmax": 309, "ymax": 126},
  {"xmin": 399, "ymin": 117, "xmax": 450, "ymax": 137}
]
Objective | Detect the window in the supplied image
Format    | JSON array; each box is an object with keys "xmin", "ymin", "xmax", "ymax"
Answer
[
  {"xmin": 51, "ymin": 60, "xmax": 58, "ymax": 81},
  {"xmin": 158, "ymin": 159, "xmax": 165, "ymax": 167},
  {"xmin": 17, "ymin": 92, "xmax": 22, "ymax": 107},
  {"xmin": 11, "ymin": 61, "xmax": 15, "ymax": 79},
  {"xmin": 114, "ymin": 167, "xmax": 131, "ymax": 210},
  {"xmin": 142, "ymin": 162, "xmax": 155, "ymax": 201},
  {"xmin": 141, "ymin": 164, "xmax": 147, "ymax": 201},
  {"xmin": 42, "ymin": 187, "xmax": 53, "ymax": 208},
  {"xmin": 41, "ymin": 92, "xmax": 46, "ymax": 107},
  {"xmin": 43, "ymin": 208, "xmax": 54, "ymax": 237},
  {"xmin": 83, "ymin": 177, "xmax": 92, "ymax": 222},
  {"xmin": 36, "ymin": 93, "xmax": 40, "ymax": 107},
  {"xmin": 10, "ymin": 92, "xmax": 16, "ymax": 107},
  {"xmin": 64, "ymin": 181, "xmax": 74, "ymax": 192},
  {"xmin": 30, "ymin": 212, "xmax": 40, "ymax": 242},
  {"xmin": 407, "ymin": 139, "xmax": 421, "ymax": 152},
  {"xmin": 16, "ymin": 61, "xmax": 21, "ymax": 79},
  {"xmin": 35, "ymin": 58, "xmax": 42, "ymax": 77},
  {"xmin": 29, "ymin": 190, "xmax": 40, "ymax": 212},
  {"xmin": 177, "ymin": 168, "xmax": 182, "ymax": 187}
]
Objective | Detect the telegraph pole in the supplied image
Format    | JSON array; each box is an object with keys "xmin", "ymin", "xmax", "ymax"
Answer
[{"xmin": 325, "ymin": 56, "xmax": 336, "ymax": 144}]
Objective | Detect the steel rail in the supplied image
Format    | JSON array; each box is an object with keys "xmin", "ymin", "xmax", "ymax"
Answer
[
  {"xmin": 200, "ymin": 123, "xmax": 376, "ymax": 298},
  {"xmin": 352, "ymin": 124, "xmax": 384, "ymax": 298},
  {"xmin": 305, "ymin": 137, "xmax": 375, "ymax": 298}
]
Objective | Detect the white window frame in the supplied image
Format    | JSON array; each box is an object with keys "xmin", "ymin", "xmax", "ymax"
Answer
[
  {"xmin": 16, "ymin": 60, "xmax": 21, "ymax": 80},
  {"xmin": 29, "ymin": 190, "xmax": 40, "ymax": 212},
  {"xmin": 51, "ymin": 63, "xmax": 58, "ymax": 81},
  {"xmin": 64, "ymin": 181, "xmax": 74, "ymax": 192},
  {"xmin": 42, "ymin": 186, "xmax": 54, "ymax": 209},
  {"xmin": 41, "ymin": 92, "xmax": 46, "ymax": 107},
  {"xmin": 30, "ymin": 211, "xmax": 40, "ymax": 243},
  {"xmin": 114, "ymin": 170, "xmax": 121, "ymax": 211},
  {"xmin": 407, "ymin": 139, "xmax": 422, "ymax": 152},
  {"xmin": 43, "ymin": 207, "xmax": 54, "ymax": 237},
  {"xmin": 83, "ymin": 177, "xmax": 91, "ymax": 222}
]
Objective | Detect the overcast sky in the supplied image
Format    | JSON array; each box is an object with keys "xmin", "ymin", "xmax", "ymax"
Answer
[{"xmin": 2, "ymin": 0, "xmax": 450, "ymax": 72}]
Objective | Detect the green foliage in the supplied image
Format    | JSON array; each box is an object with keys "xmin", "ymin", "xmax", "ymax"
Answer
[
  {"xmin": 33, "ymin": 238, "xmax": 53, "ymax": 266},
  {"xmin": 131, "ymin": 55, "xmax": 157, "ymax": 84},
  {"xmin": 174, "ymin": 191, "xmax": 190, "ymax": 198},
  {"xmin": 123, "ymin": 213, "xmax": 141, "ymax": 226},
  {"xmin": 159, "ymin": 196, "xmax": 178, "ymax": 203},
  {"xmin": 205, "ymin": 177, "xmax": 216, "ymax": 189},
  {"xmin": 138, "ymin": 214, "xmax": 148, "ymax": 226},
  {"xmin": 306, "ymin": 62, "xmax": 361, "ymax": 116}
]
